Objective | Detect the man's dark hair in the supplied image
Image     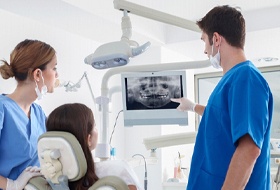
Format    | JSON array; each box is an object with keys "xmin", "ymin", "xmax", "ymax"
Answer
[{"xmin": 197, "ymin": 5, "xmax": 245, "ymax": 49}]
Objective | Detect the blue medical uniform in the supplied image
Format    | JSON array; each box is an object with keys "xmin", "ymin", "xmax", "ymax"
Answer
[
  {"xmin": 187, "ymin": 61, "xmax": 273, "ymax": 190},
  {"xmin": 0, "ymin": 94, "xmax": 46, "ymax": 181}
]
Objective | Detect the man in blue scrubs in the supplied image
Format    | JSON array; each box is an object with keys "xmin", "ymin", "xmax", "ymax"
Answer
[{"xmin": 172, "ymin": 5, "xmax": 273, "ymax": 190}]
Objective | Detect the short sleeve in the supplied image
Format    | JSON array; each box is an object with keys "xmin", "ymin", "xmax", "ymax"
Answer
[
  {"xmin": 0, "ymin": 103, "xmax": 4, "ymax": 137},
  {"xmin": 228, "ymin": 67, "xmax": 270, "ymax": 148}
]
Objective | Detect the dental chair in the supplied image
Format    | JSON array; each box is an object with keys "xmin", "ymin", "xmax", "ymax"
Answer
[{"xmin": 25, "ymin": 131, "xmax": 129, "ymax": 190}]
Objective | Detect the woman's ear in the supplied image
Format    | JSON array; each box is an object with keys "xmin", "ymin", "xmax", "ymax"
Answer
[
  {"xmin": 87, "ymin": 134, "xmax": 92, "ymax": 148},
  {"xmin": 33, "ymin": 68, "xmax": 42, "ymax": 81}
]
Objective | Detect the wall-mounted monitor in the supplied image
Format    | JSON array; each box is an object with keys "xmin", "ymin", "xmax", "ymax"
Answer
[{"xmin": 121, "ymin": 70, "xmax": 188, "ymax": 127}]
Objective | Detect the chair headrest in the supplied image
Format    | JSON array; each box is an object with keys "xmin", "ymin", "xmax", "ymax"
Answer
[{"xmin": 38, "ymin": 131, "xmax": 87, "ymax": 183}]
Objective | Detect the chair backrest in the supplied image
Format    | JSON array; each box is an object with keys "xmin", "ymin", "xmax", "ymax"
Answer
[
  {"xmin": 38, "ymin": 131, "xmax": 87, "ymax": 184},
  {"xmin": 25, "ymin": 131, "xmax": 129, "ymax": 190}
]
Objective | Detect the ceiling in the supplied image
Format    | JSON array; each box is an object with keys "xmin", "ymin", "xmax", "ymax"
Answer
[{"xmin": 1, "ymin": 0, "xmax": 280, "ymax": 56}]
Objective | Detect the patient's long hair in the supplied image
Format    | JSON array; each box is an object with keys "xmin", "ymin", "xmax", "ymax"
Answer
[{"xmin": 46, "ymin": 103, "xmax": 99, "ymax": 190}]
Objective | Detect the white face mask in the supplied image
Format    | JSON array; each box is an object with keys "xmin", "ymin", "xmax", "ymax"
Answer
[
  {"xmin": 209, "ymin": 38, "xmax": 222, "ymax": 69},
  {"xmin": 34, "ymin": 71, "xmax": 48, "ymax": 100}
]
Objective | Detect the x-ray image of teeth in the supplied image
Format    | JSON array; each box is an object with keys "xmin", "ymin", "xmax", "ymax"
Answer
[{"xmin": 125, "ymin": 75, "xmax": 183, "ymax": 110}]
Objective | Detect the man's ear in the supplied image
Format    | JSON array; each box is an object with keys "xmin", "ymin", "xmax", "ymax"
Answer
[{"xmin": 213, "ymin": 32, "xmax": 222, "ymax": 46}]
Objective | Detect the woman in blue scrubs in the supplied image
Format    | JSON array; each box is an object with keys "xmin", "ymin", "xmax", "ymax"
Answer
[
  {"xmin": 172, "ymin": 5, "xmax": 273, "ymax": 190},
  {"xmin": 0, "ymin": 39, "xmax": 58, "ymax": 190}
]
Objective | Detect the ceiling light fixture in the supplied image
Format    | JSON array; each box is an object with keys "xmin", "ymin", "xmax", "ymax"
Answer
[{"xmin": 84, "ymin": 10, "xmax": 151, "ymax": 69}]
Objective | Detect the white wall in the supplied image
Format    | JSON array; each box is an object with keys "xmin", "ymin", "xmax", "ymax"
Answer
[
  {"xmin": 164, "ymin": 27, "xmax": 280, "ymax": 75},
  {"xmin": 0, "ymin": 9, "xmax": 106, "ymax": 113}
]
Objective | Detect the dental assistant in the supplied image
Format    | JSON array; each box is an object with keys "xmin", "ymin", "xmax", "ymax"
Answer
[
  {"xmin": 172, "ymin": 5, "xmax": 273, "ymax": 190},
  {"xmin": 0, "ymin": 39, "xmax": 58, "ymax": 190}
]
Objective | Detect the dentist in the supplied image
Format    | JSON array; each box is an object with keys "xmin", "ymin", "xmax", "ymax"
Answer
[
  {"xmin": 0, "ymin": 39, "xmax": 58, "ymax": 190},
  {"xmin": 172, "ymin": 5, "xmax": 273, "ymax": 190}
]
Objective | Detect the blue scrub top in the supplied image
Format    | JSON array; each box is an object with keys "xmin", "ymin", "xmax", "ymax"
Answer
[
  {"xmin": 187, "ymin": 61, "xmax": 273, "ymax": 190},
  {"xmin": 0, "ymin": 94, "xmax": 46, "ymax": 180}
]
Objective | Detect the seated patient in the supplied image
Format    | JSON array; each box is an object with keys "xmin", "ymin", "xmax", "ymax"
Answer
[{"xmin": 46, "ymin": 103, "xmax": 142, "ymax": 190}]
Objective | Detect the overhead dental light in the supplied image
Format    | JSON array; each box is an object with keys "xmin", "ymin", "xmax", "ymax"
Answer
[{"xmin": 84, "ymin": 10, "xmax": 151, "ymax": 69}]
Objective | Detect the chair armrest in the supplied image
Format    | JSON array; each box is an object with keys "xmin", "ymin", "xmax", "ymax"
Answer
[{"xmin": 25, "ymin": 176, "xmax": 51, "ymax": 190}]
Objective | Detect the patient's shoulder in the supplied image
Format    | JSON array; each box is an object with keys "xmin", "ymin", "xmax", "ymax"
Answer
[
  {"xmin": 95, "ymin": 160, "xmax": 130, "ymax": 176},
  {"xmin": 94, "ymin": 160, "xmax": 140, "ymax": 188}
]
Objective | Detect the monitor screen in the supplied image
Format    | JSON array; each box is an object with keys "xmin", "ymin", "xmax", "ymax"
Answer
[{"xmin": 121, "ymin": 70, "xmax": 188, "ymax": 127}]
